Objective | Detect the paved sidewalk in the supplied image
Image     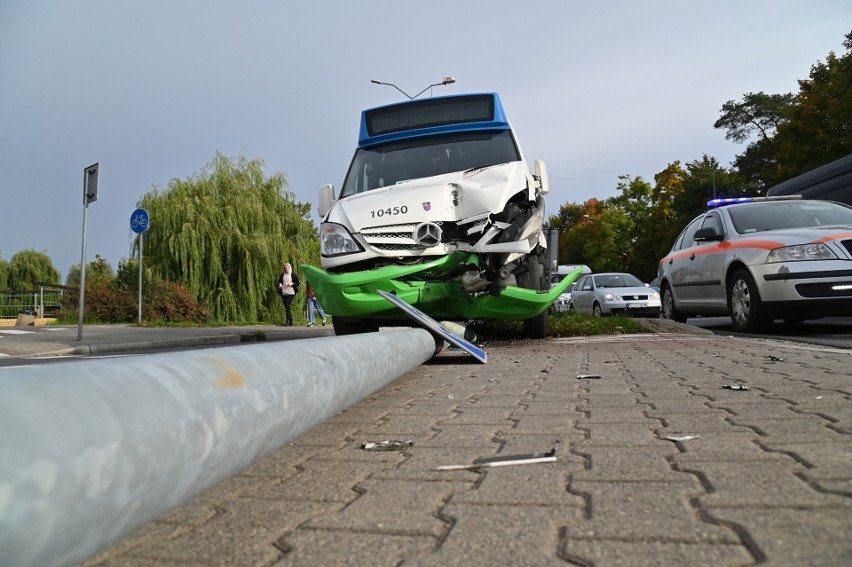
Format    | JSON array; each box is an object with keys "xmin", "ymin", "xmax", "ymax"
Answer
[
  {"xmin": 0, "ymin": 324, "xmax": 333, "ymax": 359},
  {"xmin": 78, "ymin": 330, "xmax": 851, "ymax": 566}
]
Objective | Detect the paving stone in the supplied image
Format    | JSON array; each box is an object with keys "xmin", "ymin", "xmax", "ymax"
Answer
[
  {"xmin": 506, "ymin": 414, "xmax": 578, "ymax": 435},
  {"xmin": 303, "ymin": 479, "xmax": 471, "ymax": 536},
  {"xmin": 706, "ymin": 507, "xmax": 852, "ymax": 566},
  {"xmin": 759, "ymin": 440, "xmax": 852, "ymax": 475},
  {"xmin": 689, "ymin": 461, "xmax": 851, "ymax": 508},
  {"xmin": 670, "ymin": 431, "xmax": 791, "ymax": 463},
  {"xmin": 451, "ymin": 460, "xmax": 586, "ymax": 506},
  {"xmin": 272, "ymin": 531, "xmax": 435, "ymax": 567},
  {"xmin": 403, "ymin": 504, "xmax": 581, "ymax": 567},
  {"xmin": 726, "ymin": 416, "xmax": 848, "ymax": 443},
  {"xmin": 246, "ymin": 459, "xmax": 395, "ymax": 503},
  {"xmin": 572, "ymin": 446, "xmax": 689, "ymax": 482},
  {"xmin": 656, "ymin": 414, "xmax": 754, "ymax": 433},
  {"xmin": 425, "ymin": 424, "xmax": 504, "ymax": 447},
  {"xmin": 575, "ymin": 423, "xmax": 668, "ymax": 447},
  {"xmin": 567, "ymin": 481, "xmax": 739, "ymax": 542},
  {"xmin": 582, "ymin": 406, "xmax": 657, "ymax": 423},
  {"xmin": 121, "ymin": 499, "xmax": 333, "ymax": 567},
  {"xmin": 558, "ymin": 539, "xmax": 754, "ymax": 567}
]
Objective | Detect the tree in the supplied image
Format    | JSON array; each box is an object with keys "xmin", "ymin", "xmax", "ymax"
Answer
[
  {"xmin": 4, "ymin": 249, "xmax": 60, "ymax": 289},
  {"xmin": 772, "ymin": 31, "xmax": 852, "ymax": 181},
  {"xmin": 714, "ymin": 92, "xmax": 795, "ymax": 145},
  {"xmin": 717, "ymin": 30, "xmax": 852, "ymax": 189},
  {"xmin": 138, "ymin": 152, "xmax": 318, "ymax": 322},
  {"xmin": 65, "ymin": 255, "xmax": 116, "ymax": 289}
]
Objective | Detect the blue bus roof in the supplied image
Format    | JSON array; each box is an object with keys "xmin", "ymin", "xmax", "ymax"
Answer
[{"xmin": 358, "ymin": 92, "xmax": 510, "ymax": 148}]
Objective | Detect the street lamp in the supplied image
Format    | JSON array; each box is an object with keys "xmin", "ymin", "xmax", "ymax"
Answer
[{"xmin": 370, "ymin": 76, "xmax": 456, "ymax": 100}]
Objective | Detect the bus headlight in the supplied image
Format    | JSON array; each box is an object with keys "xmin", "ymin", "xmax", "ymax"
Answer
[{"xmin": 320, "ymin": 223, "xmax": 364, "ymax": 257}]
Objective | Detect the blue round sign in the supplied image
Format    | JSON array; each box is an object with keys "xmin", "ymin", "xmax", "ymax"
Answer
[{"xmin": 130, "ymin": 208, "xmax": 150, "ymax": 234}]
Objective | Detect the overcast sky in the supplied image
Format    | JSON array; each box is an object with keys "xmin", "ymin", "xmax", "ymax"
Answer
[{"xmin": 1, "ymin": 1, "xmax": 850, "ymax": 280}]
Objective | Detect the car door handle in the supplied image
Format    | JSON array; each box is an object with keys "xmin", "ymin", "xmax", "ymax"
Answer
[{"xmin": 690, "ymin": 253, "xmax": 696, "ymax": 261}]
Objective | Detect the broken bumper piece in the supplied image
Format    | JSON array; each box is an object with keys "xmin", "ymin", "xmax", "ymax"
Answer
[{"xmin": 301, "ymin": 253, "xmax": 586, "ymax": 321}]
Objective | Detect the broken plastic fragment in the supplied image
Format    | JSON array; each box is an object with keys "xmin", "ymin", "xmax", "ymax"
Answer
[
  {"xmin": 436, "ymin": 449, "xmax": 557, "ymax": 471},
  {"xmin": 576, "ymin": 374, "xmax": 602, "ymax": 380},
  {"xmin": 723, "ymin": 384, "xmax": 750, "ymax": 391},
  {"xmin": 665, "ymin": 434, "xmax": 700, "ymax": 442},
  {"xmin": 361, "ymin": 440, "xmax": 413, "ymax": 451},
  {"xmin": 766, "ymin": 355, "xmax": 784, "ymax": 362}
]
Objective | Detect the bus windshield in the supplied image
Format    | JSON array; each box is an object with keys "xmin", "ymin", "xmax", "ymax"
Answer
[{"xmin": 340, "ymin": 130, "xmax": 520, "ymax": 197}]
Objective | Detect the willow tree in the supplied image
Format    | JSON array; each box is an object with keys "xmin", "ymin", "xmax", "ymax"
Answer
[
  {"xmin": 4, "ymin": 249, "xmax": 61, "ymax": 289},
  {"xmin": 138, "ymin": 152, "xmax": 318, "ymax": 323}
]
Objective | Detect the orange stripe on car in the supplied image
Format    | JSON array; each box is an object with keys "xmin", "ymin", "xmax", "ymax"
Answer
[
  {"xmin": 660, "ymin": 239, "xmax": 783, "ymax": 265},
  {"xmin": 812, "ymin": 231, "xmax": 852, "ymax": 244}
]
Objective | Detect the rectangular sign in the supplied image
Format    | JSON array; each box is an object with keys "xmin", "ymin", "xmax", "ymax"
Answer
[
  {"xmin": 377, "ymin": 290, "xmax": 487, "ymax": 363},
  {"xmin": 84, "ymin": 163, "xmax": 99, "ymax": 203}
]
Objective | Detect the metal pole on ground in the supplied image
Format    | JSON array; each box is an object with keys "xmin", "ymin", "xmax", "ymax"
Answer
[{"xmin": 0, "ymin": 329, "xmax": 437, "ymax": 567}]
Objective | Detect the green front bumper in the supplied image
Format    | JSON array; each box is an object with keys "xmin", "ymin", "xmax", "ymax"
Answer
[{"xmin": 301, "ymin": 253, "xmax": 586, "ymax": 321}]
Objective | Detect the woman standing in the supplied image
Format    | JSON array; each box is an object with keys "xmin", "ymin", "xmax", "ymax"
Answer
[{"xmin": 277, "ymin": 262, "xmax": 299, "ymax": 326}]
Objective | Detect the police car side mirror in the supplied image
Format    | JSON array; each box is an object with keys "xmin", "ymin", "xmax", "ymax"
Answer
[{"xmin": 693, "ymin": 227, "xmax": 723, "ymax": 242}]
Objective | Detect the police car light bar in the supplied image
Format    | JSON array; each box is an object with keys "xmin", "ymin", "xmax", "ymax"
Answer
[
  {"xmin": 707, "ymin": 195, "xmax": 802, "ymax": 208},
  {"xmin": 707, "ymin": 197, "xmax": 752, "ymax": 207}
]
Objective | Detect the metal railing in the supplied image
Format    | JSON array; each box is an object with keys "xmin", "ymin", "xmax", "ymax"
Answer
[{"xmin": 0, "ymin": 283, "xmax": 65, "ymax": 319}]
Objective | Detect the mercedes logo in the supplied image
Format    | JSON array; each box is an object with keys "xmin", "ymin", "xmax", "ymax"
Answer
[{"xmin": 413, "ymin": 222, "xmax": 442, "ymax": 247}]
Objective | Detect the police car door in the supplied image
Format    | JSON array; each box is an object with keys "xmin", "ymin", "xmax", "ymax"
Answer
[
  {"xmin": 690, "ymin": 211, "xmax": 727, "ymax": 309},
  {"xmin": 665, "ymin": 216, "xmax": 704, "ymax": 305}
]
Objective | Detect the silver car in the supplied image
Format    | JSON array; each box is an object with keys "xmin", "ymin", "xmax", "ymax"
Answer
[
  {"xmin": 658, "ymin": 197, "xmax": 852, "ymax": 332},
  {"xmin": 571, "ymin": 273, "xmax": 661, "ymax": 317},
  {"xmin": 552, "ymin": 282, "xmax": 577, "ymax": 312}
]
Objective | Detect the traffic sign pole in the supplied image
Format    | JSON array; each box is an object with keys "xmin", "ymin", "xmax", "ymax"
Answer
[
  {"xmin": 77, "ymin": 163, "xmax": 99, "ymax": 341},
  {"xmin": 130, "ymin": 208, "xmax": 150, "ymax": 325},
  {"xmin": 138, "ymin": 232, "xmax": 143, "ymax": 324}
]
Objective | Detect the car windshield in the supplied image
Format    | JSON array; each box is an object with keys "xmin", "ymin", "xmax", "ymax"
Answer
[
  {"xmin": 594, "ymin": 274, "xmax": 644, "ymax": 288},
  {"xmin": 728, "ymin": 201, "xmax": 852, "ymax": 234},
  {"xmin": 340, "ymin": 130, "xmax": 520, "ymax": 197}
]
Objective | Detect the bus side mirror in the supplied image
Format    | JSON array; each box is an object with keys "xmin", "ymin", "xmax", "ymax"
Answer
[
  {"xmin": 318, "ymin": 184, "xmax": 336, "ymax": 217},
  {"xmin": 534, "ymin": 160, "xmax": 549, "ymax": 195}
]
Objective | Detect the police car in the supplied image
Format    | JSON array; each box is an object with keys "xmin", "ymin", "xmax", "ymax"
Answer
[{"xmin": 658, "ymin": 197, "xmax": 852, "ymax": 332}]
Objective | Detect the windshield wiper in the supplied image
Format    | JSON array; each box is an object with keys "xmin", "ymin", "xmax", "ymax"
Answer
[{"xmin": 464, "ymin": 164, "xmax": 499, "ymax": 175}]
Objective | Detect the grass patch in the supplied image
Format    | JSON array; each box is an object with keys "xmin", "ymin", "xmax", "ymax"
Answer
[{"xmin": 469, "ymin": 311, "xmax": 650, "ymax": 341}]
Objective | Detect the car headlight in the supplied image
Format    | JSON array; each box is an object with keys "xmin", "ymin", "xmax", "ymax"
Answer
[
  {"xmin": 320, "ymin": 223, "xmax": 364, "ymax": 257},
  {"xmin": 765, "ymin": 243, "xmax": 837, "ymax": 263},
  {"xmin": 604, "ymin": 293, "xmax": 616, "ymax": 301},
  {"xmin": 651, "ymin": 292, "xmax": 660, "ymax": 300}
]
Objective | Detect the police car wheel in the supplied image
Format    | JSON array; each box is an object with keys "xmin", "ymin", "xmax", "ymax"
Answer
[
  {"xmin": 662, "ymin": 284, "xmax": 687, "ymax": 323},
  {"xmin": 728, "ymin": 268, "xmax": 770, "ymax": 333}
]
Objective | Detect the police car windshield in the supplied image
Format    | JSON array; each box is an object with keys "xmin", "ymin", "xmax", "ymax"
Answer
[{"xmin": 728, "ymin": 201, "xmax": 852, "ymax": 234}]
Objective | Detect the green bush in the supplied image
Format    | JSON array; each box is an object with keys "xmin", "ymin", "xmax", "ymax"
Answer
[{"xmin": 61, "ymin": 279, "xmax": 209, "ymax": 324}]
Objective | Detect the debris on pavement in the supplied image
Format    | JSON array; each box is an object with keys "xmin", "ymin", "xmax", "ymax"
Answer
[
  {"xmin": 576, "ymin": 374, "xmax": 602, "ymax": 380},
  {"xmin": 361, "ymin": 440, "xmax": 413, "ymax": 451},
  {"xmin": 436, "ymin": 449, "xmax": 557, "ymax": 471},
  {"xmin": 723, "ymin": 384, "xmax": 751, "ymax": 391},
  {"xmin": 664, "ymin": 434, "xmax": 700, "ymax": 442},
  {"xmin": 766, "ymin": 355, "xmax": 784, "ymax": 362}
]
